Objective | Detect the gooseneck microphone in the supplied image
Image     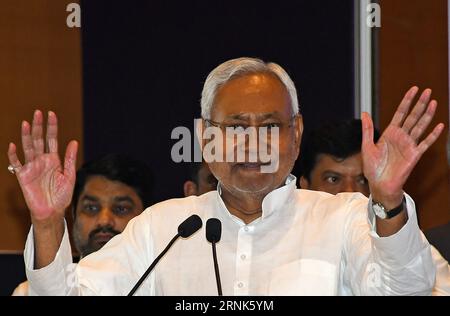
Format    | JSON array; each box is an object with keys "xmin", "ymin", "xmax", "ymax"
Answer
[
  {"xmin": 127, "ymin": 214, "xmax": 202, "ymax": 296},
  {"xmin": 206, "ymin": 218, "xmax": 223, "ymax": 296}
]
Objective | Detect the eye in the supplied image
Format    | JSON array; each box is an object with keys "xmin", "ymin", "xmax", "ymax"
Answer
[
  {"xmin": 325, "ymin": 176, "xmax": 339, "ymax": 184},
  {"xmin": 113, "ymin": 205, "xmax": 131, "ymax": 215},
  {"xmin": 357, "ymin": 177, "xmax": 368, "ymax": 185},
  {"xmin": 264, "ymin": 123, "xmax": 280, "ymax": 129},
  {"xmin": 231, "ymin": 124, "xmax": 247, "ymax": 131},
  {"xmin": 83, "ymin": 204, "xmax": 100, "ymax": 214}
]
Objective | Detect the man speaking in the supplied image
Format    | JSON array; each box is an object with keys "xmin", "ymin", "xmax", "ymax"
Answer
[{"xmin": 7, "ymin": 57, "xmax": 443, "ymax": 295}]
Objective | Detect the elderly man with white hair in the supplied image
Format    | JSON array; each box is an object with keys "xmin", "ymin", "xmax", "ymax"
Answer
[{"xmin": 8, "ymin": 57, "xmax": 444, "ymax": 295}]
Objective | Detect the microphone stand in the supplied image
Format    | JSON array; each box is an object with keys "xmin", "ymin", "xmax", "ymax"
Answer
[
  {"xmin": 211, "ymin": 240, "xmax": 223, "ymax": 296},
  {"xmin": 127, "ymin": 234, "xmax": 180, "ymax": 296}
]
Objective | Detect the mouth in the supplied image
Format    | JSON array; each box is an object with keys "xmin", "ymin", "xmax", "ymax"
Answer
[
  {"xmin": 235, "ymin": 162, "xmax": 270, "ymax": 170},
  {"xmin": 92, "ymin": 232, "xmax": 115, "ymax": 244}
]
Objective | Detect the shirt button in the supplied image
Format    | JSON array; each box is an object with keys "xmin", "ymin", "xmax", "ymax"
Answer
[
  {"xmin": 237, "ymin": 282, "xmax": 244, "ymax": 288},
  {"xmin": 240, "ymin": 254, "xmax": 246, "ymax": 260},
  {"xmin": 244, "ymin": 226, "xmax": 249, "ymax": 232}
]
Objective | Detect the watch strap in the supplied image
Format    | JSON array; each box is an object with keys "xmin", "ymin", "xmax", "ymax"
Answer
[{"xmin": 381, "ymin": 197, "xmax": 406, "ymax": 219}]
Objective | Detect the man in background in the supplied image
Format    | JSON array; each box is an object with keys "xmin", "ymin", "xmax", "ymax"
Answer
[
  {"xmin": 298, "ymin": 119, "xmax": 450, "ymax": 296},
  {"xmin": 183, "ymin": 161, "xmax": 217, "ymax": 197},
  {"xmin": 12, "ymin": 154, "xmax": 153, "ymax": 295},
  {"xmin": 298, "ymin": 119, "xmax": 379, "ymax": 196}
]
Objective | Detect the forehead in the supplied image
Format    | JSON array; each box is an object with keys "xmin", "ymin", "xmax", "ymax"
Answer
[
  {"xmin": 314, "ymin": 153, "xmax": 363, "ymax": 174},
  {"xmin": 80, "ymin": 175, "xmax": 139, "ymax": 200},
  {"xmin": 211, "ymin": 73, "xmax": 291, "ymax": 119}
]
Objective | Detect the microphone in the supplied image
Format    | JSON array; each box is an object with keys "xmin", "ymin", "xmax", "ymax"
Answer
[
  {"xmin": 127, "ymin": 214, "xmax": 202, "ymax": 296},
  {"xmin": 206, "ymin": 218, "xmax": 223, "ymax": 296}
]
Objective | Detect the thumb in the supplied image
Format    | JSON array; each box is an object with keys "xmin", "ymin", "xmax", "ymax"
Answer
[
  {"xmin": 64, "ymin": 140, "xmax": 78, "ymax": 182},
  {"xmin": 361, "ymin": 112, "xmax": 374, "ymax": 149}
]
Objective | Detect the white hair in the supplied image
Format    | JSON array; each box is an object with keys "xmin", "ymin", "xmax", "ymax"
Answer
[{"xmin": 200, "ymin": 57, "xmax": 299, "ymax": 119}]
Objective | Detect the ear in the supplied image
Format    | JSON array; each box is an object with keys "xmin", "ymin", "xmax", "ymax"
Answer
[
  {"xmin": 299, "ymin": 176, "xmax": 310, "ymax": 189},
  {"xmin": 294, "ymin": 115, "xmax": 304, "ymax": 156},
  {"xmin": 183, "ymin": 180, "xmax": 198, "ymax": 197},
  {"xmin": 195, "ymin": 118, "xmax": 206, "ymax": 152},
  {"xmin": 295, "ymin": 115, "xmax": 304, "ymax": 143}
]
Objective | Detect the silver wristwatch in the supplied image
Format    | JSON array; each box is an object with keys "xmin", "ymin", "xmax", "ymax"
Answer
[{"xmin": 372, "ymin": 197, "xmax": 405, "ymax": 219}]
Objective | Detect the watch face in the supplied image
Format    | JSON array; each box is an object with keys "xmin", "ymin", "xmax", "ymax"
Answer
[{"xmin": 373, "ymin": 203, "xmax": 387, "ymax": 219}]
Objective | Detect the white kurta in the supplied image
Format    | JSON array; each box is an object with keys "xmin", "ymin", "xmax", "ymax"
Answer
[
  {"xmin": 24, "ymin": 176, "xmax": 435, "ymax": 295},
  {"xmin": 431, "ymin": 246, "xmax": 450, "ymax": 296}
]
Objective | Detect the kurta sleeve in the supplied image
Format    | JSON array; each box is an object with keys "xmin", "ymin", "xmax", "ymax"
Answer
[
  {"xmin": 342, "ymin": 193, "xmax": 435, "ymax": 295},
  {"xmin": 24, "ymin": 209, "xmax": 155, "ymax": 296}
]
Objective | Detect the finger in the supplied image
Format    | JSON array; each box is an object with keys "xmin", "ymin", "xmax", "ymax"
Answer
[
  {"xmin": 390, "ymin": 86, "xmax": 419, "ymax": 127},
  {"xmin": 31, "ymin": 110, "xmax": 45, "ymax": 156},
  {"xmin": 410, "ymin": 100, "xmax": 438, "ymax": 142},
  {"xmin": 46, "ymin": 111, "xmax": 58, "ymax": 153},
  {"xmin": 21, "ymin": 121, "xmax": 35, "ymax": 163},
  {"xmin": 7, "ymin": 143, "xmax": 23, "ymax": 170},
  {"xmin": 417, "ymin": 123, "xmax": 445, "ymax": 155},
  {"xmin": 361, "ymin": 112, "xmax": 374, "ymax": 148},
  {"xmin": 63, "ymin": 140, "xmax": 78, "ymax": 182},
  {"xmin": 402, "ymin": 88, "xmax": 432, "ymax": 133}
]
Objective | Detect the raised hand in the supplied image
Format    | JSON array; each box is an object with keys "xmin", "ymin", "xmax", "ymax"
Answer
[
  {"xmin": 7, "ymin": 110, "xmax": 78, "ymax": 222},
  {"xmin": 361, "ymin": 87, "xmax": 445, "ymax": 209}
]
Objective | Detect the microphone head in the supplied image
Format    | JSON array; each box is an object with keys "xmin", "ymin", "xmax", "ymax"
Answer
[
  {"xmin": 178, "ymin": 215, "xmax": 202, "ymax": 238},
  {"xmin": 206, "ymin": 218, "xmax": 222, "ymax": 243}
]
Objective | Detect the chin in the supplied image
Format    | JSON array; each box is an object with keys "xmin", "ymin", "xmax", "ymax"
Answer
[{"xmin": 229, "ymin": 176, "xmax": 275, "ymax": 195}]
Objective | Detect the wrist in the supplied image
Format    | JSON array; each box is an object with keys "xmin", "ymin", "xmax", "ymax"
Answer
[
  {"xmin": 371, "ymin": 195, "xmax": 406, "ymax": 220},
  {"xmin": 31, "ymin": 214, "xmax": 65, "ymax": 231},
  {"xmin": 370, "ymin": 189, "xmax": 404, "ymax": 210},
  {"xmin": 32, "ymin": 215, "xmax": 65, "ymax": 270}
]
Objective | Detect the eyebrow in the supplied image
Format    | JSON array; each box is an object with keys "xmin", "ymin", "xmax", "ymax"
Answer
[
  {"xmin": 322, "ymin": 170, "xmax": 342, "ymax": 176},
  {"xmin": 82, "ymin": 195, "xmax": 99, "ymax": 202},
  {"xmin": 226, "ymin": 112, "xmax": 280, "ymax": 120},
  {"xmin": 114, "ymin": 196, "xmax": 136, "ymax": 205},
  {"xmin": 81, "ymin": 195, "xmax": 136, "ymax": 205},
  {"xmin": 322, "ymin": 170, "xmax": 366, "ymax": 178}
]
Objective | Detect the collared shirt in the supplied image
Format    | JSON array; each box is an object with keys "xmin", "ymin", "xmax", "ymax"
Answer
[
  {"xmin": 24, "ymin": 175, "xmax": 435, "ymax": 295},
  {"xmin": 431, "ymin": 246, "xmax": 450, "ymax": 296}
]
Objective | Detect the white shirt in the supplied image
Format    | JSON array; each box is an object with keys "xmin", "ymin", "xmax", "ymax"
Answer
[
  {"xmin": 24, "ymin": 175, "xmax": 435, "ymax": 295},
  {"xmin": 431, "ymin": 246, "xmax": 450, "ymax": 296}
]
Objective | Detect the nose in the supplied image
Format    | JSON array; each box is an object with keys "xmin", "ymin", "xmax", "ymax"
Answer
[
  {"xmin": 96, "ymin": 207, "xmax": 115, "ymax": 227},
  {"xmin": 342, "ymin": 179, "xmax": 358, "ymax": 193}
]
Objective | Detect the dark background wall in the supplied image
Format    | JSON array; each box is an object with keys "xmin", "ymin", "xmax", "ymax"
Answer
[
  {"xmin": 378, "ymin": 0, "xmax": 450, "ymax": 229},
  {"xmin": 0, "ymin": 1, "xmax": 83, "ymax": 250},
  {"xmin": 81, "ymin": 0, "xmax": 356, "ymax": 202},
  {"xmin": 0, "ymin": 0, "xmax": 83, "ymax": 294}
]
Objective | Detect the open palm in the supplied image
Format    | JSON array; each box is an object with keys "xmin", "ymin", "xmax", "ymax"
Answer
[
  {"xmin": 7, "ymin": 111, "xmax": 78, "ymax": 221},
  {"xmin": 361, "ymin": 87, "xmax": 444, "ymax": 202}
]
